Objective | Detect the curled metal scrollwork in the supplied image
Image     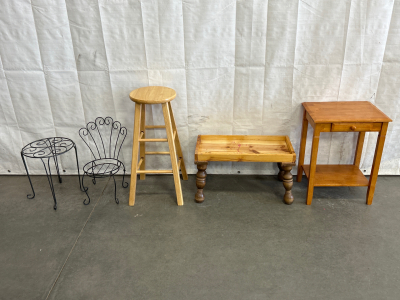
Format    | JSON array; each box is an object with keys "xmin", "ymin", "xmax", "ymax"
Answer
[
  {"xmin": 79, "ymin": 117, "xmax": 128, "ymax": 205},
  {"xmin": 21, "ymin": 137, "xmax": 75, "ymax": 158},
  {"xmin": 21, "ymin": 137, "xmax": 83, "ymax": 210}
]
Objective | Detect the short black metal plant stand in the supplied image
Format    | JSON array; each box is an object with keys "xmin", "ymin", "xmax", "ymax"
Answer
[
  {"xmin": 21, "ymin": 137, "xmax": 83, "ymax": 210},
  {"xmin": 79, "ymin": 117, "xmax": 128, "ymax": 205}
]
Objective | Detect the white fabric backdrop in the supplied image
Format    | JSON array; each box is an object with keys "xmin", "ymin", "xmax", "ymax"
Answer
[{"xmin": 0, "ymin": 0, "xmax": 399, "ymax": 175}]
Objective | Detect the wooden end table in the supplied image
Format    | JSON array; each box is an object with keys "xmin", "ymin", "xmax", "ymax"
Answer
[
  {"xmin": 297, "ymin": 101, "xmax": 392, "ymax": 205},
  {"xmin": 194, "ymin": 135, "xmax": 297, "ymax": 205}
]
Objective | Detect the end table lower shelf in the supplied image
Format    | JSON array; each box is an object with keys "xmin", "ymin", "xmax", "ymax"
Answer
[{"xmin": 302, "ymin": 165, "xmax": 369, "ymax": 187}]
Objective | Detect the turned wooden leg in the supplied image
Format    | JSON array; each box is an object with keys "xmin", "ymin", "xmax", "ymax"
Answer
[
  {"xmin": 195, "ymin": 162, "xmax": 208, "ymax": 203},
  {"xmin": 277, "ymin": 162, "xmax": 284, "ymax": 181},
  {"xmin": 281, "ymin": 163, "xmax": 294, "ymax": 205}
]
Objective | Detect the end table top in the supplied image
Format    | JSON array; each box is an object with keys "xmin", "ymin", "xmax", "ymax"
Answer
[
  {"xmin": 195, "ymin": 135, "xmax": 296, "ymax": 163},
  {"xmin": 303, "ymin": 101, "xmax": 392, "ymax": 123}
]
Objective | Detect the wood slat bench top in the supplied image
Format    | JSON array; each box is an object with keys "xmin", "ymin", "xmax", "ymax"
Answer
[{"xmin": 195, "ymin": 135, "xmax": 296, "ymax": 163}]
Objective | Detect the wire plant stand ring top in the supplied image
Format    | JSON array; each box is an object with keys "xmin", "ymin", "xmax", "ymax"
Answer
[
  {"xmin": 79, "ymin": 117, "xmax": 128, "ymax": 205},
  {"xmin": 22, "ymin": 137, "xmax": 75, "ymax": 158},
  {"xmin": 21, "ymin": 137, "xmax": 83, "ymax": 210}
]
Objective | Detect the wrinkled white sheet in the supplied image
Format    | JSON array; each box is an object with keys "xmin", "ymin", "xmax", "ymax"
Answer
[{"xmin": 0, "ymin": 0, "xmax": 399, "ymax": 175}]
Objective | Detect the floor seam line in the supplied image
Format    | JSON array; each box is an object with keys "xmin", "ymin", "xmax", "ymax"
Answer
[{"xmin": 45, "ymin": 177, "xmax": 111, "ymax": 300}]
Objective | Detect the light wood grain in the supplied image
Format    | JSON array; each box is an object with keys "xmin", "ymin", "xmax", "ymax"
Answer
[
  {"xmin": 145, "ymin": 152, "xmax": 170, "ymax": 155},
  {"xmin": 145, "ymin": 125, "xmax": 166, "ymax": 129},
  {"xmin": 162, "ymin": 103, "xmax": 183, "ymax": 206},
  {"xmin": 140, "ymin": 104, "xmax": 146, "ymax": 180},
  {"xmin": 303, "ymin": 101, "xmax": 392, "ymax": 123},
  {"xmin": 129, "ymin": 103, "xmax": 142, "ymax": 206},
  {"xmin": 168, "ymin": 102, "xmax": 188, "ymax": 180},
  {"xmin": 195, "ymin": 135, "xmax": 296, "ymax": 163},
  {"xmin": 130, "ymin": 86, "xmax": 176, "ymax": 104},
  {"xmin": 137, "ymin": 169, "xmax": 173, "ymax": 174},
  {"xmin": 303, "ymin": 165, "xmax": 369, "ymax": 187},
  {"xmin": 138, "ymin": 138, "xmax": 168, "ymax": 142}
]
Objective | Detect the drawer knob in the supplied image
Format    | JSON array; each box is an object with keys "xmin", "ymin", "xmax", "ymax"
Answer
[{"xmin": 350, "ymin": 125, "xmax": 356, "ymax": 131}]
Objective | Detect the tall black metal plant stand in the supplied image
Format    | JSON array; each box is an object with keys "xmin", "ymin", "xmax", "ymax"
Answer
[
  {"xmin": 79, "ymin": 117, "xmax": 128, "ymax": 205},
  {"xmin": 21, "ymin": 137, "xmax": 84, "ymax": 210}
]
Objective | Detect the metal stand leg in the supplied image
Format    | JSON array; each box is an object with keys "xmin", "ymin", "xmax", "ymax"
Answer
[
  {"xmin": 112, "ymin": 175, "xmax": 119, "ymax": 204},
  {"xmin": 82, "ymin": 173, "xmax": 91, "ymax": 205},
  {"xmin": 121, "ymin": 164, "xmax": 128, "ymax": 188},
  {"xmin": 41, "ymin": 158, "xmax": 57, "ymax": 210},
  {"xmin": 74, "ymin": 145, "xmax": 84, "ymax": 192},
  {"xmin": 53, "ymin": 154, "xmax": 62, "ymax": 183},
  {"xmin": 21, "ymin": 152, "xmax": 35, "ymax": 199}
]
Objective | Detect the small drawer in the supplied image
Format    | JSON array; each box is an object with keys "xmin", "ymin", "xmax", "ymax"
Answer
[{"xmin": 331, "ymin": 122, "xmax": 382, "ymax": 132}]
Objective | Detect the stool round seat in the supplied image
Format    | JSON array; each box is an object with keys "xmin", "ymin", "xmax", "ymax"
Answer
[{"xmin": 129, "ymin": 86, "xmax": 176, "ymax": 104}]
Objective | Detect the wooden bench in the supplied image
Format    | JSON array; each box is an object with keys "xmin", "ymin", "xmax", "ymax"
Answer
[{"xmin": 194, "ymin": 135, "xmax": 297, "ymax": 205}]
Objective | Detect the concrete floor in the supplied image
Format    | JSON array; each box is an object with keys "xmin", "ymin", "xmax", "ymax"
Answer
[{"xmin": 1, "ymin": 174, "xmax": 400, "ymax": 299}]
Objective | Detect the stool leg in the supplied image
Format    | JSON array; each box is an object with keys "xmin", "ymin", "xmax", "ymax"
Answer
[
  {"xmin": 162, "ymin": 103, "xmax": 184, "ymax": 206},
  {"xmin": 129, "ymin": 103, "xmax": 142, "ymax": 206},
  {"xmin": 140, "ymin": 104, "xmax": 146, "ymax": 180},
  {"xmin": 168, "ymin": 102, "xmax": 188, "ymax": 180}
]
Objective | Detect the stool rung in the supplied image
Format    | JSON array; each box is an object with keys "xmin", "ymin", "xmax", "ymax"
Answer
[
  {"xmin": 145, "ymin": 152, "xmax": 170, "ymax": 155},
  {"xmin": 139, "ymin": 138, "xmax": 167, "ymax": 142},
  {"xmin": 137, "ymin": 169, "xmax": 173, "ymax": 174},
  {"xmin": 145, "ymin": 125, "xmax": 166, "ymax": 129},
  {"xmin": 137, "ymin": 158, "xmax": 143, "ymax": 170}
]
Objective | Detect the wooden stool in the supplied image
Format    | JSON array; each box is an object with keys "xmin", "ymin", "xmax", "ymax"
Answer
[{"xmin": 129, "ymin": 86, "xmax": 188, "ymax": 206}]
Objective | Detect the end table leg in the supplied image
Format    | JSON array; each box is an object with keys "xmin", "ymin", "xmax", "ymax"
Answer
[
  {"xmin": 366, "ymin": 123, "xmax": 388, "ymax": 205},
  {"xmin": 307, "ymin": 127, "xmax": 321, "ymax": 205},
  {"xmin": 281, "ymin": 163, "xmax": 294, "ymax": 205},
  {"xmin": 297, "ymin": 110, "xmax": 308, "ymax": 182},
  {"xmin": 195, "ymin": 162, "xmax": 208, "ymax": 203}
]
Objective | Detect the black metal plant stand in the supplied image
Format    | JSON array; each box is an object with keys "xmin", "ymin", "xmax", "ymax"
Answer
[
  {"xmin": 79, "ymin": 117, "xmax": 128, "ymax": 205},
  {"xmin": 21, "ymin": 137, "xmax": 84, "ymax": 210}
]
